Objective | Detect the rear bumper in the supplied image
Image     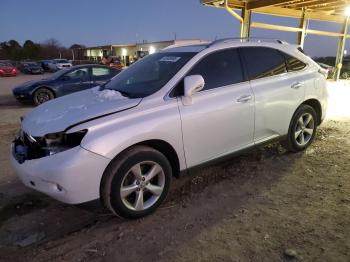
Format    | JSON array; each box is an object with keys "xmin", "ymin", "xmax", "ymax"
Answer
[{"xmin": 11, "ymin": 144, "xmax": 111, "ymax": 204}]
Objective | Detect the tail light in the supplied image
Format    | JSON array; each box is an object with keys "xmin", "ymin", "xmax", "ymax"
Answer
[
  {"xmin": 0, "ymin": 69, "xmax": 4, "ymax": 73},
  {"xmin": 12, "ymin": 68, "xmax": 16, "ymax": 73}
]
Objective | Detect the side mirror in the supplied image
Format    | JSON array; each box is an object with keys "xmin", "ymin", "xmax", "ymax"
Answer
[
  {"xmin": 61, "ymin": 75, "xmax": 70, "ymax": 81},
  {"xmin": 182, "ymin": 75, "xmax": 205, "ymax": 106}
]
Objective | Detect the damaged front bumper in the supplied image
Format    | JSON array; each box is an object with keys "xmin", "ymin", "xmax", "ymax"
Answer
[{"xmin": 11, "ymin": 139, "xmax": 111, "ymax": 204}]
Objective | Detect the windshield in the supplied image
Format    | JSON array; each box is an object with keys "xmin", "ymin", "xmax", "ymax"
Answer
[
  {"xmin": 24, "ymin": 62, "xmax": 39, "ymax": 66},
  {"xmin": 102, "ymin": 52, "xmax": 196, "ymax": 98},
  {"xmin": 55, "ymin": 59, "xmax": 69, "ymax": 63}
]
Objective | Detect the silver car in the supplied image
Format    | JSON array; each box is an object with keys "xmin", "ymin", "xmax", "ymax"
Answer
[{"xmin": 11, "ymin": 39, "xmax": 328, "ymax": 218}]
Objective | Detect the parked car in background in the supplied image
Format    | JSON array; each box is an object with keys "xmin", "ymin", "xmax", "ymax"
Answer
[
  {"xmin": 109, "ymin": 59, "xmax": 124, "ymax": 70},
  {"xmin": 18, "ymin": 62, "xmax": 44, "ymax": 74},
  {"xmin": 40, "ymin": 60, "xmax": 53, "ymax": 72},
  {"xmin": 0, "ymin": 62, "xmax": 17, "ymax": 77},
  {"xmin": 340, "ymin": 59, "xmax": 350, "ymax": 79},
  {"xmin": 13, "ymin": 64, "xmax": 120, "ymax": 105},
  {"xmin": 102, "ymin": 56, "xmax": 124, "ymax": 70},
  {"xmin": 317, "ymin": 62, "xmax": 335, "ymax": 79},
  {"xmin": 11, "ymin": 39, "xmax": 328, "ymax": 219},
  {"xmin": 48, "ymin": 59, "xmax": 73, "ymax": 72}
]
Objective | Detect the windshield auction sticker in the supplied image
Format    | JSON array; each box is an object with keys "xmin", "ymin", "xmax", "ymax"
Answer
[{"xmin": 160, "ymin": 56, "xmax": 181, "ymax": 63}]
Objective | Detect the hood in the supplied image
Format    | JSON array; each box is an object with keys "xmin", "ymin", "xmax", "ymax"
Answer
[
  {"xmin": 0, "ymin": 66, "xmax": 15, "ymax": 71},
  {"xmin": 15, "ymin": 79, "xmax": 50, "ymax": 90},
  {"xmin": 26, "ymin": 64, "xmax": 41, "ymax": 69},
  {"xmin": 22, "ymin": 87, "xmax": 141, "ymax": 137}
]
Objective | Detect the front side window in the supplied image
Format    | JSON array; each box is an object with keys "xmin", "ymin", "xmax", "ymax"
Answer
[
  {"xmin": 188, "ymin": 48, "xmax": 244, "ymax": 91},
  {"xmin": 64, "ymin": 68, "xmax": 88, "ymax": 80},
  {"xmin": 241, "ymin": 47, "xmax": 287, "ymax": 80},
  {"xmin": 102, "ymin": 52, "xmax": 196, "ymax": 98}
]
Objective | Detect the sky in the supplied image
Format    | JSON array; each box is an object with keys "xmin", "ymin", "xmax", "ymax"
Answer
[{"xmin": 0, "ymin": 0, "xmax": 348, "ymax": 57}]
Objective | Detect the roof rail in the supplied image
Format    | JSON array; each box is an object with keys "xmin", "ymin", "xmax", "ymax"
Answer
[{"xmin": 208, "ymin": 37, "xmax": 289, "ymax": 47}]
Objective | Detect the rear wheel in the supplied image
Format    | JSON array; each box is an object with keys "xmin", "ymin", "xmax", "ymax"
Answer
[
  {"xmin": 101, "ymin": 146, "xmax": 172, "ymax": 219},
  {"xmin": 281, "ymin": 105, "xmax": 317, "ymax": 152},
  {"xmin": 341, "ymin": 72, "xmax": 350, "ymax": 80},
  {"xmin": 33, "ymin": 88, "xmax": 54, "ymax": 106}
]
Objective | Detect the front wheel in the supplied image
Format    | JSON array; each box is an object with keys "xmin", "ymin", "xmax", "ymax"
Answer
[
  {"xmin": 281, "ymin": 105, "xmax": 317, "ymax": 152},
  {"xmin": 101, "ymin": 146, "xmax": 172, "ymax": 219},
  {"xmin": 33, "ymin": 87, "xmax": 54, "ymax": 106}
]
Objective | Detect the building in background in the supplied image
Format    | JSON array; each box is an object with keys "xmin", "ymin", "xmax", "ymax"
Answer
[{"xmin": 75, "ymin": 39, "xmax": 206, "ymax": 66}]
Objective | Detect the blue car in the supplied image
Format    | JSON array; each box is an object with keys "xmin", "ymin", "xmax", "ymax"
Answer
[
  {"xmin": 13, "ymin": 64, "xmax": 121, "ymax": 105},
  {"xmin": 18, "ymin": 62, "xmax": 44, "ymax": 74}
]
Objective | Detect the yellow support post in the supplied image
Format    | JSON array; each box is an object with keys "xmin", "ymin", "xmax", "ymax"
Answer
[
  {"xmin": 298, "ymin": 9, "xmax": 308, "ymax": 48},
  {"xmin": 241, "ymin": 5, "xmax": 252, "ymax": 38},
  {"xmin": 335, "ymin": 16, "xmax": 350, "ymax": 81}
]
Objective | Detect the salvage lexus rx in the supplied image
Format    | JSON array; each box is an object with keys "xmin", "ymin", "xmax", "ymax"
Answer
[{"xmin": 11, "ymin": 39, "xmax": 328, "ymax": 219}]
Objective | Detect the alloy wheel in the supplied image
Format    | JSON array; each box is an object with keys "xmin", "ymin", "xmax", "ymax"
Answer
[
  {"xmin": 36, "ymin": 91, "xmax": 50, "ymax": 104},
  {"xmin": 120, "ymin": 161, "xmax": 165, "ymax": 211},
  {"xmin": 294, "ymin": 113, "xmax": 315, "ymax": 147}
]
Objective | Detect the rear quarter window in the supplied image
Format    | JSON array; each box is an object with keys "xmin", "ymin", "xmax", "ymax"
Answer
[
  {"xmin": 92, "ymin": 67, "xmax": 111, "ymax": 76},
  {"xmin": 282, "ymin": 53, "xmax": 307, "ymax": 72}
]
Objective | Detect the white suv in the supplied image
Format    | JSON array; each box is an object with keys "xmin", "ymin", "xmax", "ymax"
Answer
[
  {"xmin": 49, "ymin": 59, "xmax": 73, "ymax": 72},
  {"xmin": 11, "ymin": 39, "xmax": 328, "ymax": 218}
]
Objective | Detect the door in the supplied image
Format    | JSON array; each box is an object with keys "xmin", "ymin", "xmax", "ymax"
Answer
[
  {"xmin": 177, "ymin": 48, "xmax": 255, "ymax": 168},
  {"xmin": 59, "ymin": 67, "xmax": 91, "ymax": 95},
  {"xmin": 91, "ymin": 66, "xmax": 114, "ymax": 86},
  {"xmin": 240, "ymin": 47, "xmax": 307, "ymax": 142}
]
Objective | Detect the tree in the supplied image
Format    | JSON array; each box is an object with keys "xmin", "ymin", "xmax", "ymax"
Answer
[
  {"xmin": 69, "ymin": 44, "xmax": 85, "ymax": 49},
  {"xmin": 39, "ymin": 38, "xmax": 62, "ymax": 59},
  {"xmin": 0, "ymin": 40, "xmax": 22, "ymax": 60},
  {"xmin": 69, "ymin": 44, "xmax": 86, "ymax": 60},
  {"xmin": 23, "ymin": 40, "xmax": 40, "ymax": 60}
]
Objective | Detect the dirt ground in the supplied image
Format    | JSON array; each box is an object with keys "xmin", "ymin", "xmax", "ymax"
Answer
[{"xmin": 0, "ymin": 75, "xmax": 349, "ymax": 262}]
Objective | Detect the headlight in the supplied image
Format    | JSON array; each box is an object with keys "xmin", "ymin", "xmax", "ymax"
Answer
[{"xmin": 42, "ymin": 129, "xmax": 87, "ymax": 156}]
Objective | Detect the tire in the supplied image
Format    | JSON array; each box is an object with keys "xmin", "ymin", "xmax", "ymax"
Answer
[
  {"xmin": 341, "ymin": 72, "xmax": 350, "ymax": 80},
  {"xmin": 281, "ymin": 105, "xmax": 317, "ymax": 152},
  {"xmin": 33, "ymin": 87, "xmax": 54, "ymax": 106},
  {"xmin": 101, "ymin": 146, "xmax": 172, "ymax": 219}
]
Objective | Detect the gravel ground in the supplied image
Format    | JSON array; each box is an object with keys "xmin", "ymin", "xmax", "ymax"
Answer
[{"xmin": 0, "ymin": 75, "xmax": 349, "ymax": 262}]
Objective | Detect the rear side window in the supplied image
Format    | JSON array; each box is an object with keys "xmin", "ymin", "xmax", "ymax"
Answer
[
  {"xmin": 92, "ymin": 67, "xmax": 110, "ymax": 76},
  {"xmin": 283, "ymin": 53, "xmax": 307, "ymax": 72},
  {"xmin": 188, "ymin": 48, "xmax": 244, "ymax": 91},
  {"xmin": 241, "ymin": 47, "xmax": 287, "ymax": 80}
]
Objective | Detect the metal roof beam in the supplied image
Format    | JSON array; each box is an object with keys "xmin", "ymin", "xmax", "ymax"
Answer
[
  {"xmin": 200, "ymin": 0, "xmax": 348, "ymax": 23},
  {"xmin": 288, "ymin": 0, "xmax": 340, "ymax": 8},
  {"xmin": 254, "ymin": 6, "xmax": 346, "ymax": 22},
  {"xmin": 247, "ymin": 0, "xmax": 295, "ymax": 10},
  {"xmin": 251, "ymin": 21, "xmax": 350, "ymax": 37}
]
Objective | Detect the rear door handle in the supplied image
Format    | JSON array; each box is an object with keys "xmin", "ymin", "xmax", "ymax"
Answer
[
  {"xmin": 237, "ymin": 95, "xmax": 252, "ymax": 103},
  {"xmin": 291, "ymin": 82, "xmax": 303, "ymax": 89}
]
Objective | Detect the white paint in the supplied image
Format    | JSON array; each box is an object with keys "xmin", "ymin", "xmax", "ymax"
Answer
[{"xmin": 12, "ymin": 40, "xmax": 328, "ymax": 205}]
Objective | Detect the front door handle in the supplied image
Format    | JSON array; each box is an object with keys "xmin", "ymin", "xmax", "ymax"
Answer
[
  {"xmin": 291, "ymin": 82, "xmax": 303, "ymax": 89},
  {"xmin": 237, "ymin": 95, "xmax": 252, "ymax": 103}
]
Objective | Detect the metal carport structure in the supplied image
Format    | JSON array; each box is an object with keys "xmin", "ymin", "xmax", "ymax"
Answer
[{"xmin": 200, "ymin": 0, "xmax": 350, "ymax": 80}]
